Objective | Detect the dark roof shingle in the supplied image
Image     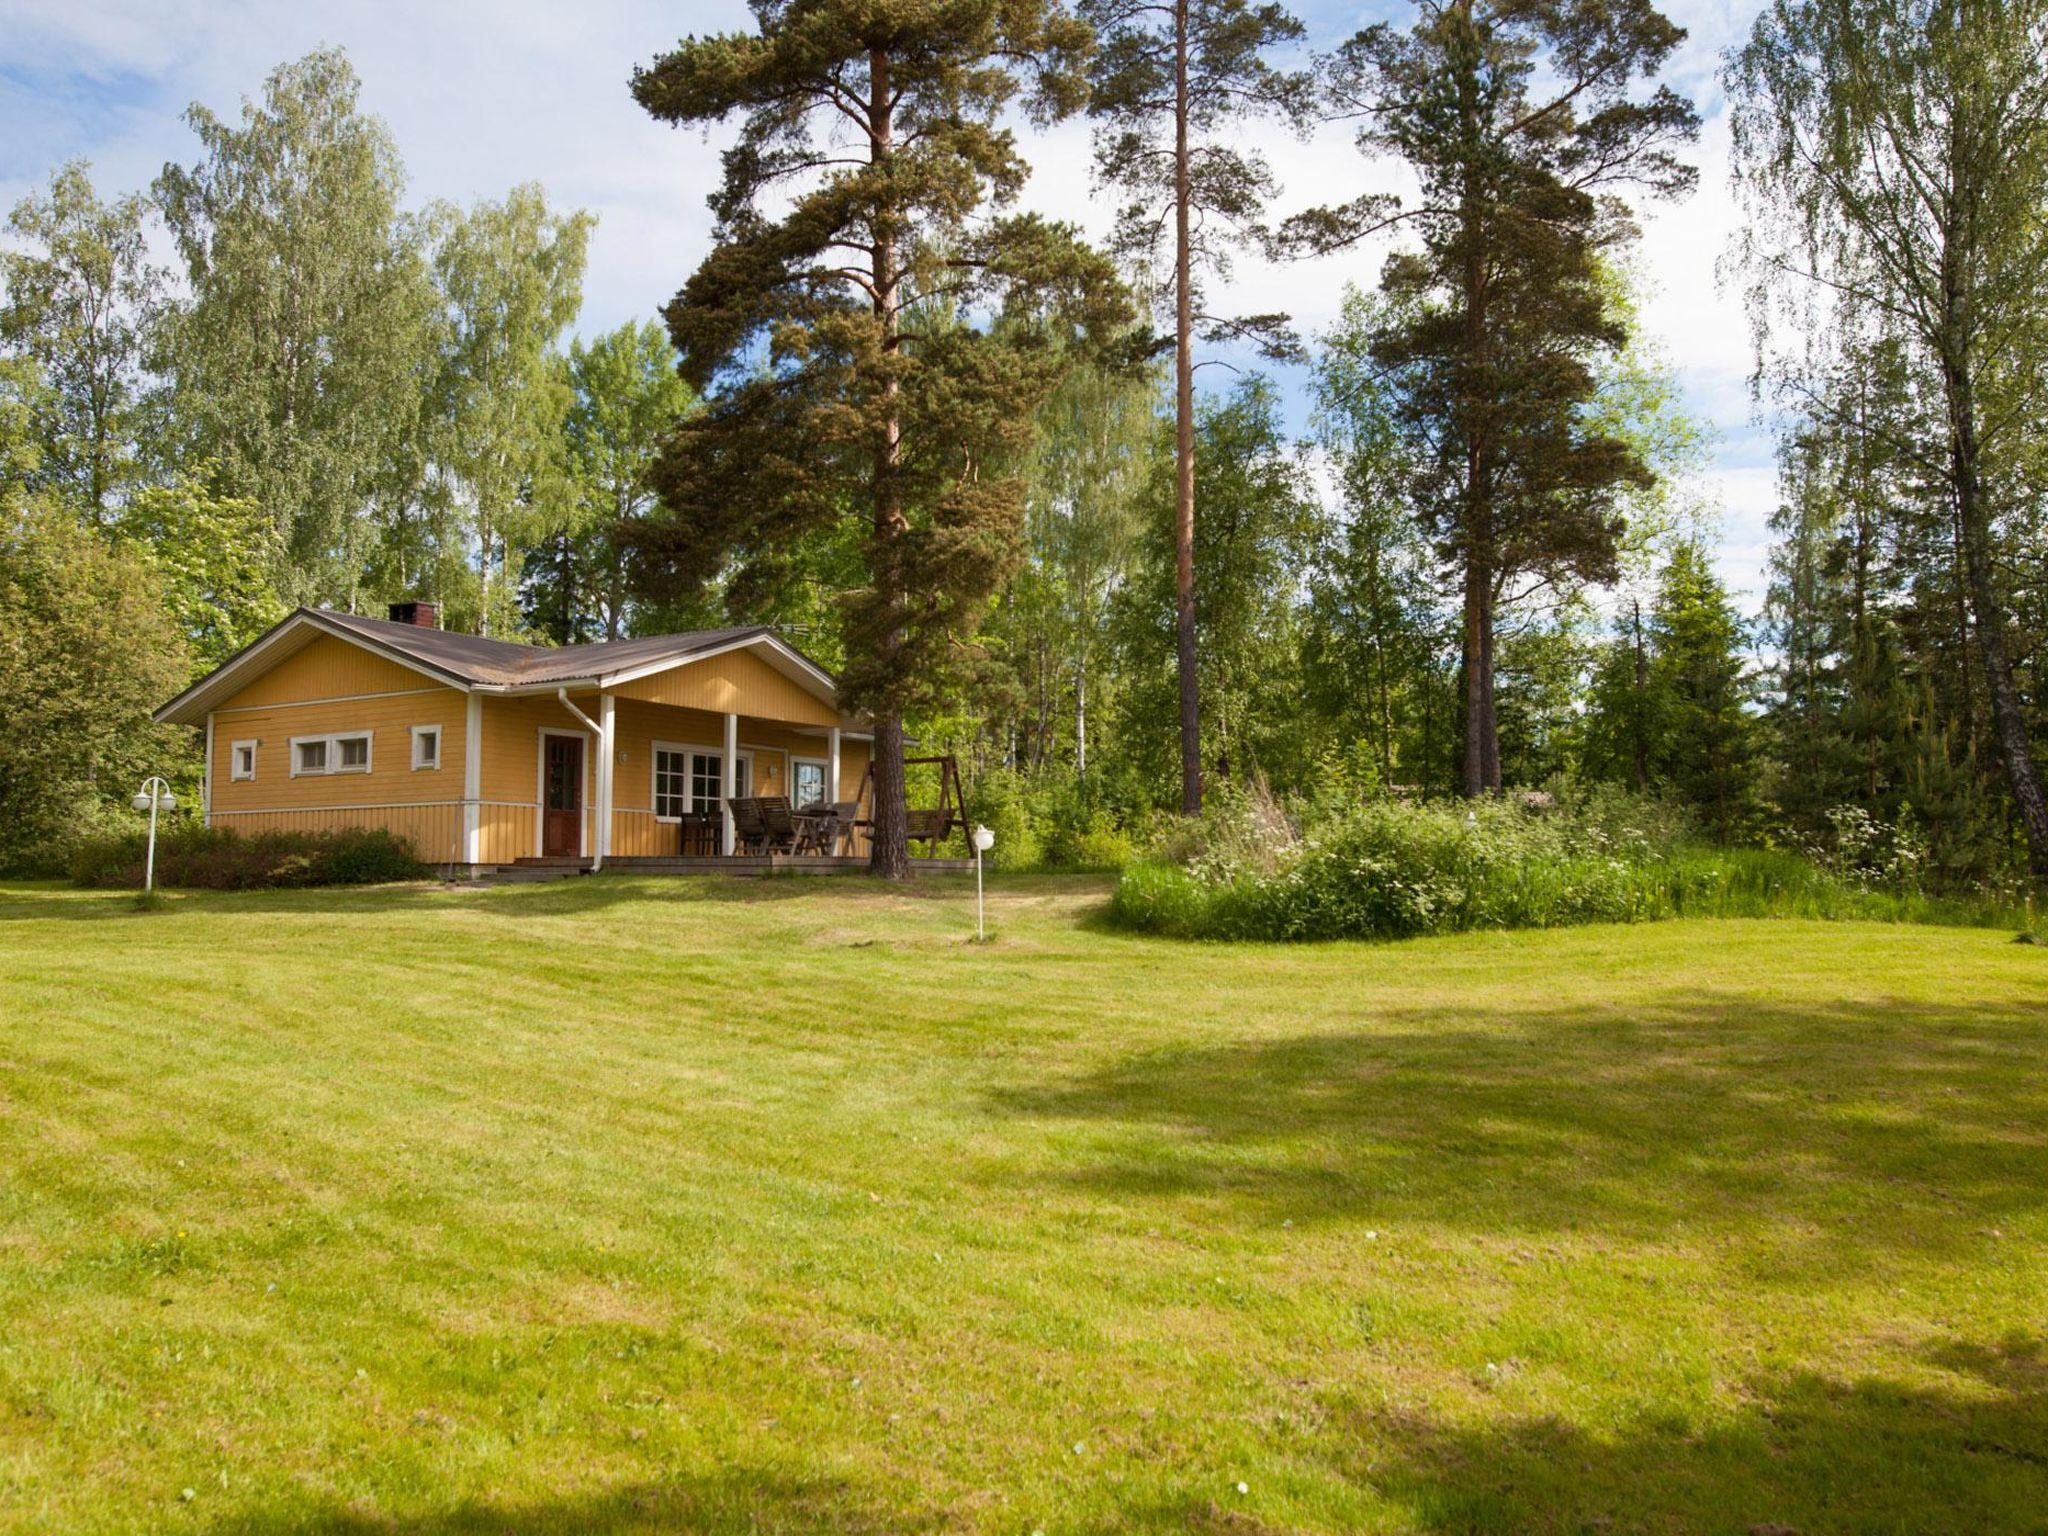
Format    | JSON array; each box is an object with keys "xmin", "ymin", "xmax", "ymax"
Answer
[{"xmin": 314, "ymin": 610, "xmax": 775, "ymax": 686}]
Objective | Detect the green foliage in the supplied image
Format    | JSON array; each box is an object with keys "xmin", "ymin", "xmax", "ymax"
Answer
[
  {"xmin": 523, "ymin": 321, "xmax": 698, "ymax": 643},
  {"xmin": 0, "ymin": 506, "xmax": 191, "ymax": 874},
  {"xmin": 1728, "ymin": 0, "xmax": 2048, "ymax": 882},
  {"xmin": 0, "ymin": 161, "xmax": 158, "ymax": 516},
  {"xmin": 1110, "ymin": 377, "xmax": 1322, "ymax": 796},
  {"xmin": 965, "ymin": 766, "xmax": 1136, "ymax": 871},
  {"xmin": 154, "ymin": 48, "xmax": 440, "ymax": 604},
  {"xmin": 1111, "ymin": 791, "xmax": 2025, "ymax": 942},
  {"xmin": 1083, "ymin": 0, "xmax": 1315, "ymax": 359},
  {"xmin": 630, "ymin": 0, "xmax": 1135, "ymax": 872},
  {"xmin": 979, "ymin": 358, "xmax": 1158, "ymax": 774},
  {"xmin": 114, "ymin": 477, "xmax": 286, "ymax": 670},
  {"xmin": 69, "ymin": 824, "xmax": 426, "ymax": 890},
  {"xmin": 426, "ymin": 185, "xmax": 592, "ymax": 635}
]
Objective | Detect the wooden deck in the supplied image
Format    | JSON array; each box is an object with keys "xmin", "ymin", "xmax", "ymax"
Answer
[{"xmin": 486, "ymin": 854, "xmax": 976, "ymax": 881}]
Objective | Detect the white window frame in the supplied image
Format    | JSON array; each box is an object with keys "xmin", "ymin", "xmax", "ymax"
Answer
[
  {"xmin": 651, "ymin": 740, "xmax": 753, "ymax": 822},
  {"xmin": 230, "ymin": 739, "xmax": 259, "ymax": 781},
  {"xmin": 791, "ymin": 756, "xmax": 829, "ymax": 808},
  {"xmin": 410, "ymin": 724, "xmax": 443, "ymax": 771},
  {"xmin": 289, "ymin": 730, "xmax": 373, "ymax": 778}
]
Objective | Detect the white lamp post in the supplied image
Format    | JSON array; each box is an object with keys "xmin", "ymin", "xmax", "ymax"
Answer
[
  {"xmin": 131, "ymin": 777, "xmax": 178, "ymax": 899},
  {"xmin": 970, "ymin": 823, "xmax": 995, "ymax": 942}
]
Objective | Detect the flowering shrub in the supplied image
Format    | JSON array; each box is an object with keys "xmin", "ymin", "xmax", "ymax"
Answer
[{"xmin": 1110, "ymin": 789, "xmax": 2023, "ymax": 941}]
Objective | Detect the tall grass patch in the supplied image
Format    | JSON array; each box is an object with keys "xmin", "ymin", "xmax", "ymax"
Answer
[{"xmin": 1110, "ymin": 791, "xmax": 2030, "ymax": 941}]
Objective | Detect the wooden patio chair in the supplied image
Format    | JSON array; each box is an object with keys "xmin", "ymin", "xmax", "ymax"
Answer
[
  {"xmin": 757, "ymin": 796, "xmax": 800, "ymax": 854},
  {"xmin": 727, "ymin": 796, "xmax": 768, "ymax": 854}
]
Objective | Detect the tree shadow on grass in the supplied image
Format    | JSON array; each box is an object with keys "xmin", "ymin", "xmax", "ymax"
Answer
[
  {"xmin": 207, "ymin": 1466, "xmax": 942, "ymax": 1536},
  {"xmin": 1356, "ymin": 1334, "xmax": 2048, "ymax": 1534},
  {"xmin": 986, "ymin": 992, "xmax": 2048, "ymax": 1268},
  {"xmin": 1119, "ymin": 1336, "xmax": 2048, "ymax": 1534}
]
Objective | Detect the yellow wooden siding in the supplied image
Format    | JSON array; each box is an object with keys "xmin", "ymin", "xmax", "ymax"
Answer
[
  {"xmin": 477, "ymin": 803, "xmax": 533, "ymax": 864},
  {"xmin": 610, "ymin": 647, "xmax": 839, "ymax": 727},
  {"xmin": 209, "ymin": 689, "xmax": 467, "ymax": 817},
  {"xmin": 209, "ymin": 804, "xmax": 468, "ymax": 865},
  {"xmin": 217, "ymin": 632, "xmax": 440, "ymax": 708},
  {"xmin": 478, "ymin": 693, "xmax": 596, "ymax": 859},
  {"xmin": 838, "ymin": 738, "xmax": 870, "ymax": 802}
]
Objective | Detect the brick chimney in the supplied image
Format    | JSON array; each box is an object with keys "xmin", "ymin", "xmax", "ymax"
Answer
[{"xmin": 387, "ymin": 600, "xmax": 441, "ymax": 629}]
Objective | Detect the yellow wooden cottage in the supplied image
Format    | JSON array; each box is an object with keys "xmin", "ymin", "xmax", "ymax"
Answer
[{"xmin": 154, "ymin": 603, "xmax": 879, "ymax": 875}]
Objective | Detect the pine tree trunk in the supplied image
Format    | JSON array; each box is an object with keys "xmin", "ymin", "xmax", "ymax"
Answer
[
  {"xmin": 1480, "ymin": 576, "xmax": 1501, "ymax": 791},
  {"xmin": 1945, "ymin": 354, "xmax": 2048, "ymax": 885},
  {"xmin": 1461, "ymin": 558, "xmax": 1490, "ymax": 797},
  {"xmin": 1172, "ymin": 0, "xmax": 1202, "ymax": 817},
  {"xmin": 1630, "ymin": 599, "xmax": 1650, "ymax": 791},
  {"xmin": 867, "ymin": 43, "xmax": 911, "ymax": 879},
  {"xmin": 870, "ymin": 714, "xmax": 910, "ymax": 878}
]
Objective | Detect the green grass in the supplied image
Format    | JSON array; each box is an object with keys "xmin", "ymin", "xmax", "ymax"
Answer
[{"xmin": 3, "ymin": 875, "xmax": 2047, "ymax": 1533}]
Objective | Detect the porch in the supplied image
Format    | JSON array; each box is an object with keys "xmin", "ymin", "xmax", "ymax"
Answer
[{"xmin": 468, "ymin": 639, "xmax": 882, "ymax": 869}]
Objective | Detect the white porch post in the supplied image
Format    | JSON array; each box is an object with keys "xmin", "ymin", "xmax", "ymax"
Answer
[
  {"xmin": 463, "ymin": 692, "xmax": 483, "ymax": 867},
  {"xmin": 597, "ymin": 692, "xmax": 615, "ymax": 868},
  {"xmin": 827, "ymin": 725, "xmax": 842, "ymax": 803},
  {"xmin": 722, "ymin": 710, "xmax": 739, "ymax": 855}
]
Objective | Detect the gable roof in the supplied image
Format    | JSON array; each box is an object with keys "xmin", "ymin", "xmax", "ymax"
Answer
[{"xmin": 154, "ymin": 608, "xmax": 843, "ymax": 725}]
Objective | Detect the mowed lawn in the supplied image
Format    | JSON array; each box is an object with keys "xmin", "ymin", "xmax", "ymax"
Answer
[{"xmin": 3, "ymin": 876, "xmax": 2047, "ymax": 1535}]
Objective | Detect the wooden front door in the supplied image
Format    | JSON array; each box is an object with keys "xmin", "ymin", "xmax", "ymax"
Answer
[{"xmin": 542, "ymin": 735, "xmax": 584, "ymax": 856}]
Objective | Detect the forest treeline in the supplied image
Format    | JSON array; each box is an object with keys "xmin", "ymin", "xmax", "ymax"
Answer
[{"xmin": 4, "ymin": 0, "xmax": 2046, "ymax": 896}]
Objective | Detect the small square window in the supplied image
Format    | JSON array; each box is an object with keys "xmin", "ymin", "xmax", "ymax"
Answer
[
  {"xmin": 336, "ymin": 734, "xmax": 370, "ymax": 771},
  {"xmin": 296, "ymin": 739, "xmax": 328, "ymax": 774},
  {"xmin": 411, "ymin": 725, "xmax": 442, "ymax": 771},
  {"xmin": 231, "ymin": 740, "xmax": 258, "ymax": 781}
]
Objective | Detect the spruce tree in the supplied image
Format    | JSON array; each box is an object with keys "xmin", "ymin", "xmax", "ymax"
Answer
[
  {"xmin": 631, "ymin": 0, "xmax": 1134, "ymax": 876},
  {"xmin": 1650, "ymin": 542, "xmax": 1756, "ymax": 841}
]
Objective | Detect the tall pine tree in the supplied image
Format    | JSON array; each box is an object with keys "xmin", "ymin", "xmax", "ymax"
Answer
[
  {"xmin": 1292, "ymin": 0, "xmax": 1697, "ymax": 797},
  {"xmin": 1082, "ymin": 0, "xmax": 1315, "ymax": 813},
  {"xmin": 631, "ymin": 0, "xmax": 1134, "ymax": 876}
]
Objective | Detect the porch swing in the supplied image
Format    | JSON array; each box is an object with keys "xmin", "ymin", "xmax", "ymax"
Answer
[{"xmin": 855, "ymin": 754, "xmax": 966, "ymax": 853}]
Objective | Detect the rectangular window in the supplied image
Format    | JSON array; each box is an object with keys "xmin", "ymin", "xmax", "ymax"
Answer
[
  {"xmin": 231, "ymin": 740, "xmax": 258, "ymax": 781},
  {"xmin": 290, "ymin": 731, "xmax": 372, "ymax": 776},
  {"xmin": 793, "ymin": 759, "xmax": 827, "ymax": 808},
  {"xmin": 689, "ymin": 751, "xmax": 749, "ymax": 810},
  {"xmin": 410, "ymin": 725, "xmax": 441, "ymax": 771},
  {"xmin": 653, "ymin": 747, "xmax": 688, "ymax": 819},
  {"xmin": 653, "ymin": 747, "xmax": 752, "ymax": 814}
]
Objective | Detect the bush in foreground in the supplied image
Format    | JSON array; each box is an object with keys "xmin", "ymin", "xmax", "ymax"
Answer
[
  {"xmin": 70, "ymin": 824, "xmax": 428, "ymax": 891},
  {"xmin": 1110, "ymin": 790, "xmax": 2029, "ymax": 941}
]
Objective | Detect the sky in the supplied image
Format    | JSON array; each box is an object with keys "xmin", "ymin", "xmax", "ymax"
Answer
[{"xmin": 0, "ymin": 0, "xmax": 1780, "ymax": 607}]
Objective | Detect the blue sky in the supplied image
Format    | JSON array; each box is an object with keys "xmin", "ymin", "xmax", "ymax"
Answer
[{"xmin": 1, "ymin": 0, "xmax": 1778, "ymax": 607}]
